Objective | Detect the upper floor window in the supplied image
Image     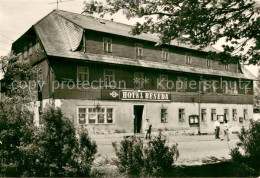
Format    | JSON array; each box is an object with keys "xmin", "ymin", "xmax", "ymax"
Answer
[
  {"xmin": 202, "ymin": 80, "xmax": 211, "ymax": 94},
  {"xmin": 103, "ymin": 38, "xmax": 112, "ymax": 53},
  {"xmin": 224, "ymin": 64, "xmax": 229, "ymax": 70},
  {"xmin": 207, "ymin": 59, "xmax": 212, "ymax": 68},
  {"xmin": 162, "ymin": 48, "xmax": 169, "ymax": 61},
  {"xmin": 231, "ymin": 81, "xmax": 238, "ymax": 95},
  {"xmin": 222, "ymin": 81, "xmax": 229, "ymax": 94},
  {"xmin": 104, "ymin": 69, "xmax": 115, "ymax": 86},
  {"xmin": 243, "ymin": 82, "xmax": 250, "ymax": 94},
  {"xmin": 159, "ymin": 75, "xmax": 168, "ymax": 90},
  {"xmin": 185, "ymin": 53, "xmax": 192, "ymax": 64},
  {"xmin": 178, "ymin": 108, "xmax": 185, "ymax": 122},
  {"xmin": 77, "ymin": 66, "xmax": 89, "ymax": 82},
  {"xmin": 177, "ymin": 76, "xmax": 186, "ymax": 92},
  {"xmin": 134, "ymin": 72, "xmax": 144, "ymax": 89},
  {"xmin": 211, "ymin": 80, "xmax": 218, "ymax": 93},
  {"xmin": 135, "ymin": 43, "xmax": 143, "ymax": 58}
]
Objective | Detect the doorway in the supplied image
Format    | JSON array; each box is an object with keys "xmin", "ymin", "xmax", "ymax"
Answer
[{"xmin": 134, "ymin": 105, "xmax": 144, "ymax": 133}]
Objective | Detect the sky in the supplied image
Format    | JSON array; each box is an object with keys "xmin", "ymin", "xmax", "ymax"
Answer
[{"xmin": 0, "ymin": 0, "xmax": 259, "ymax": 79}]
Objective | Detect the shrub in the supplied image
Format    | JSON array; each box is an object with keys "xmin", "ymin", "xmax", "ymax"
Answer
[
  {"xmin": 112, "ymin": 131, "xmax": 179, "ymax": 176},
  {"xmin": 0, "ymin": 105, "xmax": 97, "ymax": 176},
  {"xmin": 0, "ymin": 99, "xmax": 35, "ymax": 176},
  {"xmin": 231, "ymin": 120, "xmax": 260, "ymax": 175},
  {"xmin": 31, "ymin": 107, "xmax": 97, "ymax": 177}
]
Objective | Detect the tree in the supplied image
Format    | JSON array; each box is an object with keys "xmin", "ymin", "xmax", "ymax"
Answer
[
  {"xmin": 0, "ymin": 53, "xmax": 37, "ymax": 176},
  {"xmin": 30, "ymin": 107, "xmax": 97, "ymax": 176},
  {"xmin": 231, "ymin": 120, "xmax": 260, "ymax": 175},
  {"xmin": 83, "ymin": 0, "xmax": 260, "ymax": 65},
  {"xmin": 254, "ymin": 68, "xmax": 260, "ymax": 108}
]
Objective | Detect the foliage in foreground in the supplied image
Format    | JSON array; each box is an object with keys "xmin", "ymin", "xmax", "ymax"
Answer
[
  {"xmin": 84, "ymin": 0, "xmax": 260, "ymax": 65},
  {"xmin": 112, "ymin": 131, "xmax": 179, "ymax": 176},
  {"xmin": 231, "ymin": 120, "xmax": 260, "ymax": 175},
  {"xmin": 0, "ymin": 106, "xmax": 97, "ymax": 176}
]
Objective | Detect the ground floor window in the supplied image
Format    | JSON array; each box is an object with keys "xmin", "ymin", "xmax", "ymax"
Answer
[
  {"xmin": 161, "ymin": 108, "xmax": 168, "ymax": 123},
  {"xmin": 78, "ymin": 107, "xmax": 114, "ymax": 124},
  {"xmin": 189, "ymin": 115, "xmax": 199, "ymax": 126},
  {"xmin": 179, "ymin": 109, "xmax": 185, "ymax": 122},
  {"xmin": 201, "ymin": 109, "xmax": 207, "ymax": 122},
  {"xmin": 243, "ymin": 109, "xmax": 248, "ymax": 120},
  {"xmin": 232, "ymin": 109, "xmax": 237, "ymax": 121},
  {"xmin": 211, "ymin": 109, "xmax": 216, "ymax": 121},
  {"xmin": 224, "ymin": 109, "xmax": 229, "ymax": 121}
]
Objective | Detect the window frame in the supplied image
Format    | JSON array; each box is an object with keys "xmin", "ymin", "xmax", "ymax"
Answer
[
  {"xmin": 177, "ymin": 76, "xmax": 187, "ymax": 92},
  {"xmin": 243, "ymin": 109, "xmax": 248, "ymax": 120},
  {"xmin": 211, "ymin": 108, "xmax": 217, "ymax": 121},
  {"xmin": 135, "ymin": 43, "xmax": 143, "ymax": 58},
  {"xmin": 103, "ymin": 38, "xmax": 112, "ymax": 53},
  {"xmin": 178, "ymin": 108, "xmax": 185, "ymax": 122},
  {"xmin": 162, "ymin": 48, "xmax": 169, "ymax": 61},
  {"xmin": 161, "ymin": 108, "xmax": 168, "ymax": 123},
  {"xmin": 77, "ymin": 66, "xmax": 89, "ymax": 83},
  {"xmin": 201, "ymin": 108, "xmax": 207, "ymax": 122},
  {"xmin": 224, "ymin": 64, "xmax": 229, "ymax": 70},
  {"xmin": 104, "ymin": 69, "xmax": 115, "ymax": 87},
  {"xmin": 224, "ymin": 108, "xmax": 229, "ymax": 121},
  {"xmin": 231, "ymin": 81, "xmax": 238, "ymax": 95},
  {"xmin": 134, "ymin": 72, "xmax": 144, "ymax": 89},
  {"xmin": 185, "ymin": 53, "xmax": 192, "ymax": 64},
  {"xmin": 159, "ymin": 75, "xmax": 168, "ymax": 90},
  {"xmin": 232, "ymin": 109, "xmax": 237, "ymax": 121},
  {"xmin": 78, "ymin": 107, "xmax": 114, "ymax": 125},
  {"xmin": 207, "ymin": 59, "xmax": 212, "ymax": 68}
]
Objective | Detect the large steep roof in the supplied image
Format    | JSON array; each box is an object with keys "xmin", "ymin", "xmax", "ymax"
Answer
[{"xmin": 15, "ymin": 10, "xmax": 256, "ymax": 80}]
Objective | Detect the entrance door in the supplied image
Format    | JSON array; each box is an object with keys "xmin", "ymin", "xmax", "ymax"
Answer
[{"xmin": 134, "ymin": 105, "xmax": 144, "ymax": 133}]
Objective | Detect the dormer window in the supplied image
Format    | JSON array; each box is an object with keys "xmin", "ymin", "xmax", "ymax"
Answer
[
  {"xmin": 135, "ymin": 43, "xmax": 143, "ymax": 58},
  {"xmin": 224, "ymin": 64, "xmax": 229, "ymax": 70},
  {"xmin": 162, "ymin": 48, "xmax": 169, "ymax": 61},
  {"xmin": 103, "ymin": 38, "xmax": 112, "ymax": 53},
  {"xmin": 185, "ymin": 53, "xmax": 192, "ymax": 64},
  {"xmin": 207, "ymin": 59, "xmax": 212, "ymax": 68}
]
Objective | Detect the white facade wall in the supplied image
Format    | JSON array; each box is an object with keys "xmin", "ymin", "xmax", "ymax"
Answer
[{"xmin": 39, "ymin": 99, "xmax": 253, "ymax": 135}]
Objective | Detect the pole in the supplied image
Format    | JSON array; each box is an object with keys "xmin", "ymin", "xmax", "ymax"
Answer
[
  {"xmin": 198, "ymin": 76, "xmax": 202, "ymax": 135},
  {"xmin": 57, "ymin": 0, "xmax": 58, "ymax": 10}
]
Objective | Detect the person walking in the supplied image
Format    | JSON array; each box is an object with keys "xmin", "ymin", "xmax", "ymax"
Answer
[
  {"xmin": 144, "ymin": 119, "xmax": 149, "ymax": 139},
  {"xmin": 214, "ymin": 119, "xmax": 220, "ymax": 139},
  {"xmin": 221, "ymin": 120, "xmax": 230, "ymax": 141}
]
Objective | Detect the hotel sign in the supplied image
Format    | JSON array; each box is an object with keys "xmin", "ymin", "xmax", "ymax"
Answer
[{"xmin": 101, "ymin": 90, "xmax": 171, "ymax": 101}]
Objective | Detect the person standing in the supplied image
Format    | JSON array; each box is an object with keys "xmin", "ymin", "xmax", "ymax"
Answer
[
  {"xmin": 144, "ymin": 119, "xmax": 149, "ymax": 139},
  {"xmin": 214, "ymin": 119, "xmax": 220, "ymax": 139},
  {"xmin": 222, "ymin": 120, "xmax": 230, "ymax": 141}
]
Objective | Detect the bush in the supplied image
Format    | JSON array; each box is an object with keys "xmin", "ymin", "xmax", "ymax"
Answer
[
  {"xmin": 0, "ymin": 99, "xmax": 35, "ymax": 176},
  {"xmin": 0, "ymin": 106, "xmax": 97, "ymax": 176},
  {"xmin": 231, "ymin": 120, "xmax": 260, "ymax": 175},
  {"xmin": 112, "ymin": 131, "xmax": 179, "ymax": 176},
  {"xmin": 31, "ymin": 107, "xmax": 97, "ymax": 176}
]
